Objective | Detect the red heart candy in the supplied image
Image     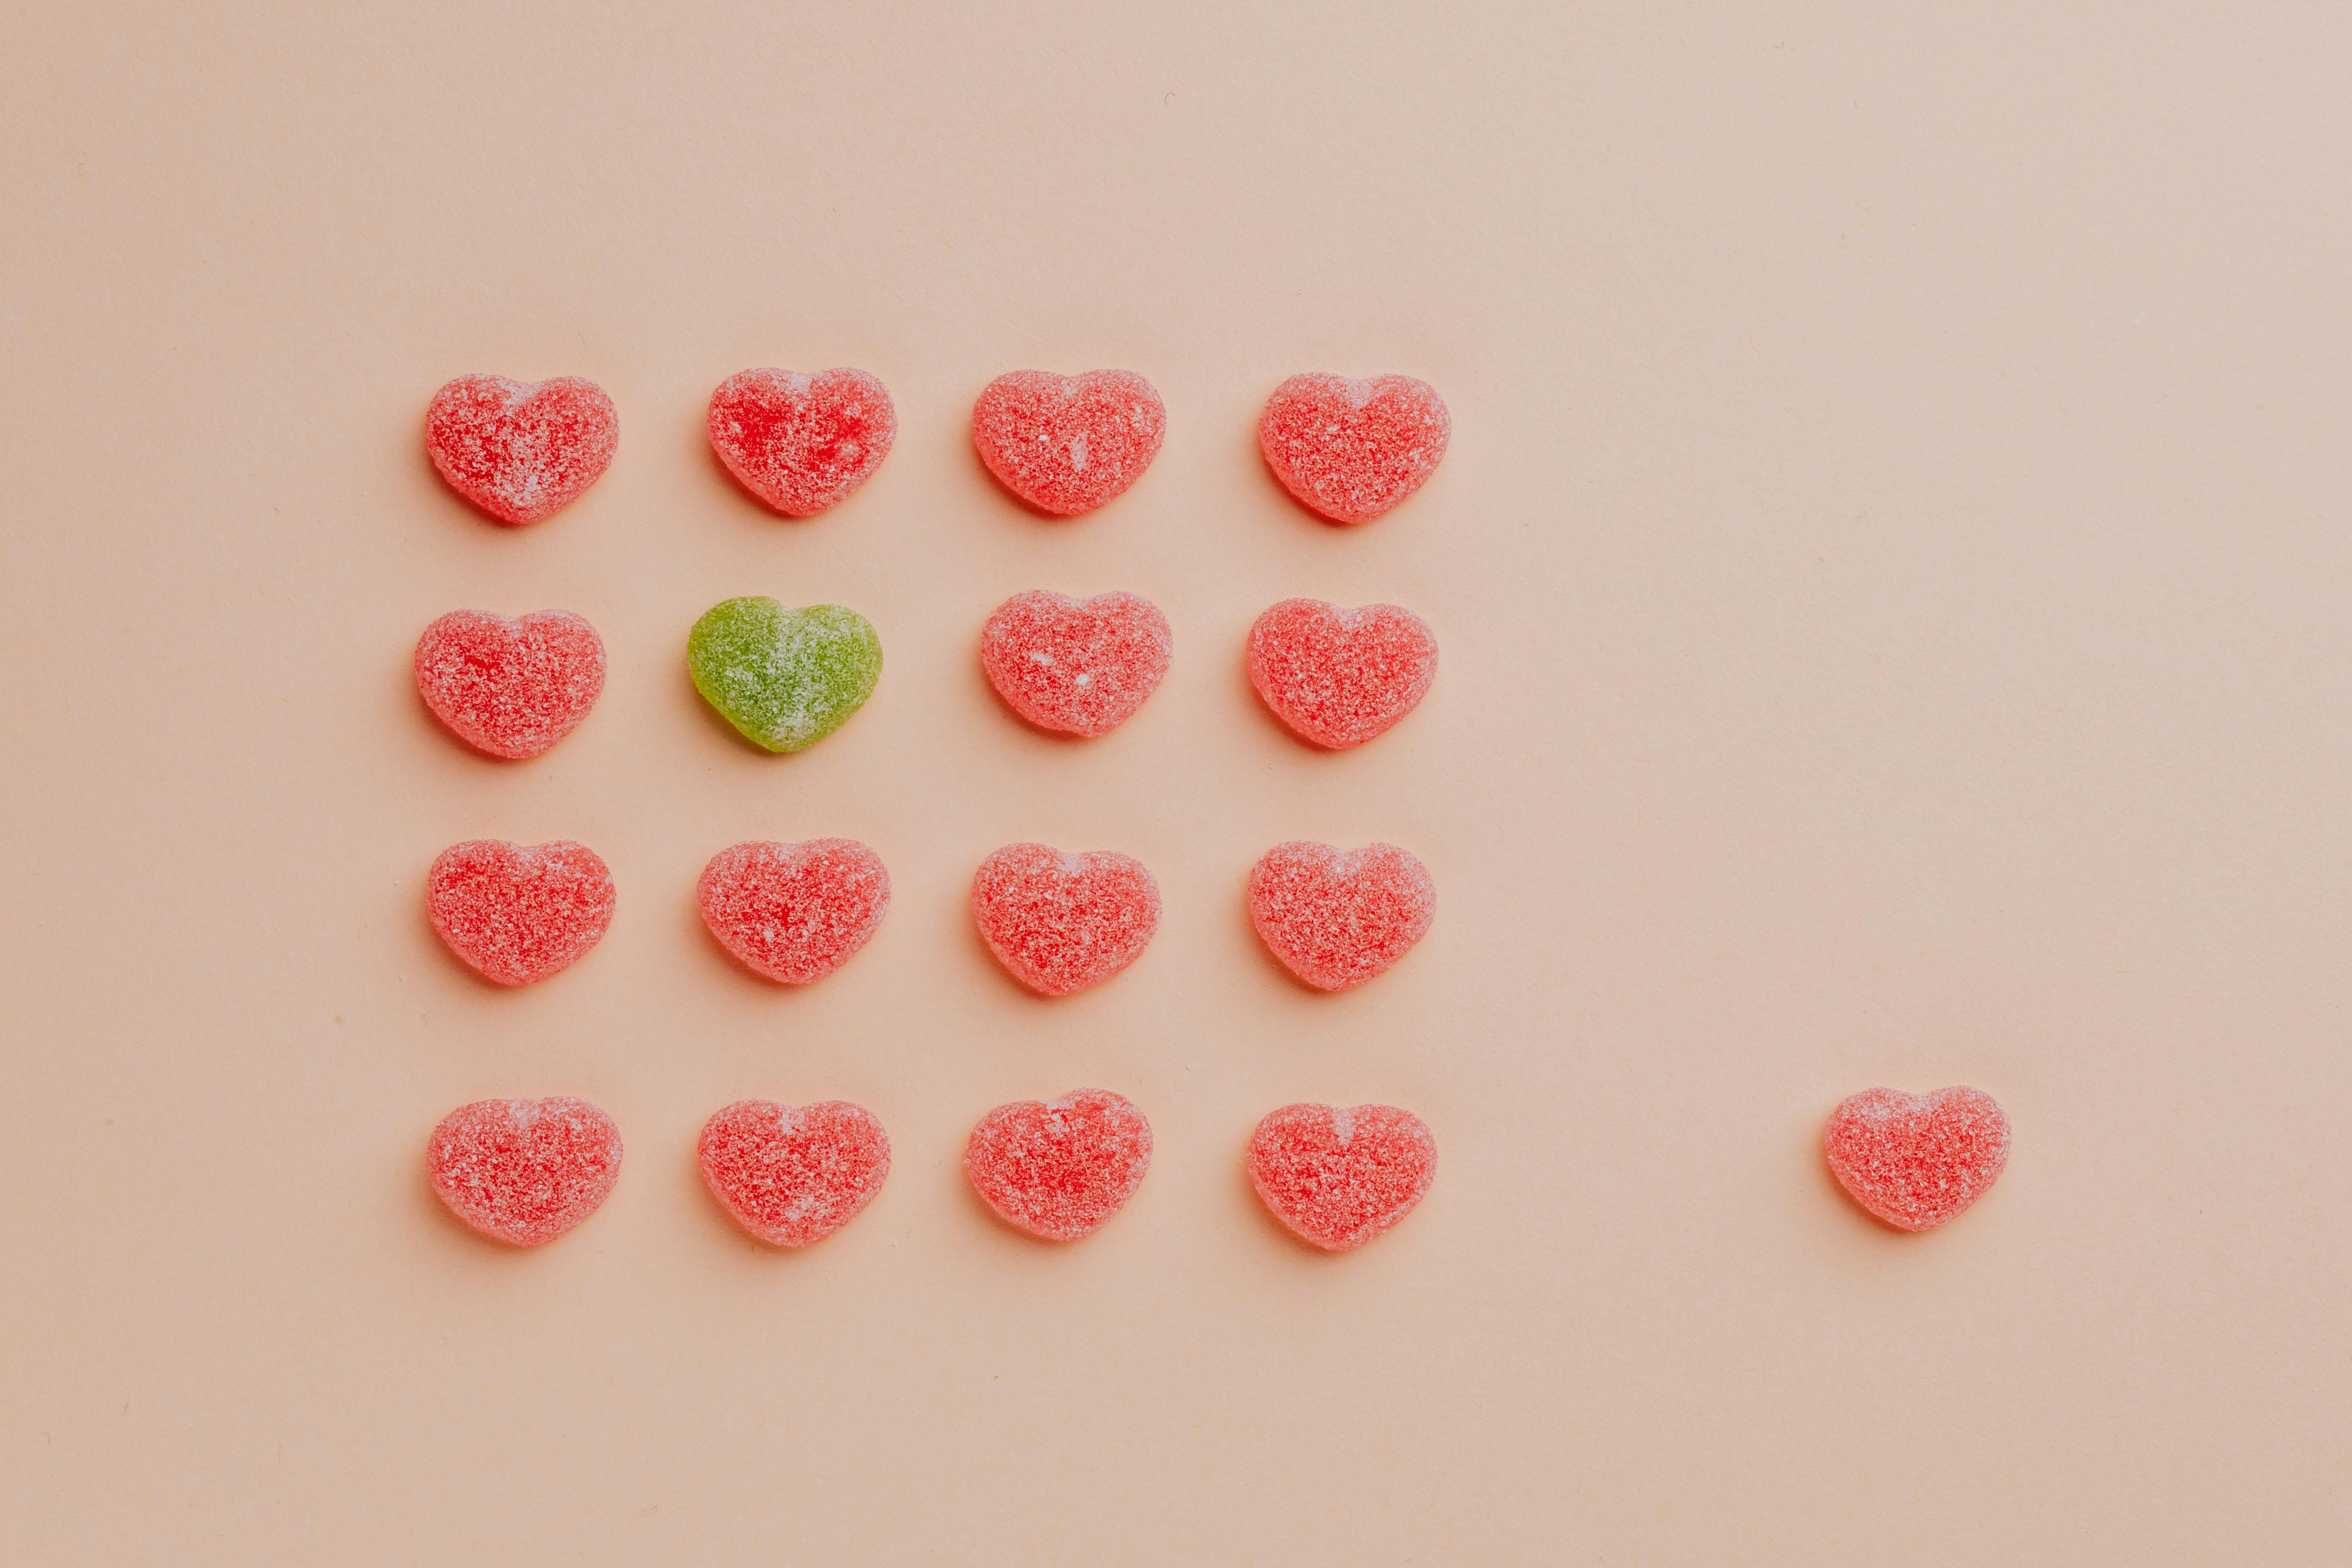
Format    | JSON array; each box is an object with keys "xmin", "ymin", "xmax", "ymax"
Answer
[
  {"xmin": 1248, "ymin": 598, "xmax": 1437, "ymax": 750},
  {"xmin": 1259, "ymin": 373, "xmax": 1450, "ymax": 525},
  {"xmin": 428, "ymin": 1096, "xmax": 623, "ymax": 1247},
  {"xmin": 971, "ymin": 843, "xmax": 1160, "ymax": 996},
  {"xmin": 697, "ymin": 839, "xmax": 890, "ymax": 985},
  {"xmin": 426, "ymin": 839, "xmax": 617, "ymax": 987},
  {"xmin": 1824, "ymin": 1087, "xmax": 2010, "ymax": 1232},
  {"xmin": 697, "ymin": 1100, "xmax": 891, "ymax": 1247},
  {"xmin": 981, "ymin": 590, "xmax": 1172, "ymax": 737},
  {"xmin": 964, "ymin": 1089, "xmax": 1152, "ymax": 1241},
  {"xmin": 426, "ymin": 374, "xmax": 617, "ymax": 526},
  {"xmin": 1248, "ymin": 841, "xmax": 1435, "ymax": 992},
  {"xmin": 971, "ymin": 369, "xmax": 1166, "ymax": 516},
  {"xmin": 413, "ymin": 609, "xmax": 606, "ymax": 760},
  {"xmin": 1247, "ymin": 1103, "xmax": 1437, "ymax": 1251},
  {"xmin": 707, "ymin": 367, "xmax": 896, "ymax": 516}
]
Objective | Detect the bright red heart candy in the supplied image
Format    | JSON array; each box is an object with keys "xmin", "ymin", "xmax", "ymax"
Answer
[
  {"xmin": 426, "ymin": 839, "xmax": 617, "ymax": 987},
  {"xmin": 1248, "ymin": 841, "xmax": 1435, "ymax": 992},
  {"xmin": 965, "ymin": 1089, "xmax": 1152, "ymax": 1241},
  {"xmin": 428, "ymin": 1096, "xmax": 623, "ymax": 1247},
  {"xmin": 1248, "ymin": 598, "xmax": 1437, "ymax": 750},
  {"xmin": 707, "ymin": 367, "xmax": 896, "ymax": 516},
  {"xmin": 413, "ymin": 609, "xmax": 606, "ymax": 759},
  {"xmin": 697, "ymin": 839, "xmax": 890, "ymax": 985},
  {"xmin": 981, "ymin": 590, "xmax": 1172, "ymax": 737},
  {"xmin": 971, "ymin": 369, "xmax": 1165, "ymax": 516},
  {"xmin": 1824, "ymin": 1087, "xmax": 2010, "ymax": 1232},
  {"xmin": 698, "ymin": 1100, "xmax": 891, "ymax": 1247},
  {"xmin": 971, "ymin": 843, "xmax": 1160, "ymax": 996},
  {"xmin": 1259, "ymin": 373, "xmax": 1450, "ymax": 525},
  {"xmin": 426, "ymin": 374, "xmax": 618, "ymax": 526},
  {"xmin": 1247, "ymin": 1103, "xmax": 1437, "ymax": 1251}
]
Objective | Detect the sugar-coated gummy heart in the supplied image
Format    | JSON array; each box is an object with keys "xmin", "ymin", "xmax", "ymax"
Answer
[
  {"xmin": 971, "ymin": 369, "xmax": 1166, "ymax": 516},
  {"xmin": 981, "ymin": 590, "xmax": 1172, "ymax": 737},
  {"xmin": 1248, "ymin": 841, "xmax": 1434, "ymax": 992},
  {"xmin": 964, "ymin": 1089, "xmax": 1152, "ymax": 1241},
  {"xmin": 428, "ymin": 1097, "xmax": 622, "ymax": 1247},
  {"xmin": 426, "ymin": 839, "xmax": 617, "ymax": 987},
  {"xmin": 708, "ymin": 367, "xmax": 896, "ymax": 516},
  {"xmin": 698, "ymin": 1100, "xmax": 891, "ymax": 1247},
  {"xmin": 1247, "ymin": 1103, "xmax": 1437, "ymax": 1251},
  {"xmin": 1248, "ymin": 599, "xmax": 1437, "ymax": 750},
  {"xmin": 698, "ymin": 839, "xmax": 890, "ymax": 984},
  {"xmin": 414, "ymin": 609, "xmax": 606, "ymax": 759},
  {"xmin": 426, "ymin": 374, "xmax": 618, "ymax": 526},
  {"xmin": 971, "ymin": 843, "xmax": 1160, "ymax": 997},
  {"xmin": 1824, "ymin": 1087, "xmax": 2010, "ymax": 1233},
  {"xmin": 688, "ymin": 597, "xmax": 881, "ymax": 753},
  {"xmin": 1259, "ymin": 373, "xmax": 1450, "ymax": 525}
]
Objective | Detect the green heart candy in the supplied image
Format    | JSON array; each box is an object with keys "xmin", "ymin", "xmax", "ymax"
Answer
[{"xmin": 688, "ymin": 597, "xmax": 882, "ymax": 753}]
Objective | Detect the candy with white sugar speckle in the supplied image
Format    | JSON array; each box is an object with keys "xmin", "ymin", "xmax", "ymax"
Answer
[
  {"xmin": 981, "ymin": 590, "xmax": 1172, "ymax": 737},
  {"xmin": 428, "ymin": 1097, "xmax": 622, "ymax": 1247},
  {"xmin": 1248, "ymin": 598, "xmax": 1436, "ymax": 750},
  {"xmin": 698, "ymin": 1100, "xmax": 891, "ymax": 1247},
  {"xmin": 971, "ymin": 843, "xmax": 1160, "ymax": 996},
  {"xmin": 698, "ymin": 839, "xmax": 889, "ymax": 984},
  {"xmin": 414, "ymin": 609, "xmax": 605, "ymax": 759},
  {"xmin": 965, "ymin": 1089, "xmax": 1151, "ymax": 1240},
  {"xmin": 708, "ymin": 367, "xmax": 896, "ymax": 516},
  {"xmin": 1247, "ymin": 1103, "xmax": 1436, "ymax": 1251},
  {"xmin": 972, "ymin": 369, "xmax": 1165, "ymax": 515},
  {"xmin": 1249, "ymin": 841, "xmax": 1433, "ymax": 992},
  {"xmin": 1259, "ymin": 373, "xmax": 1449, "ymax": 525},
  {"xmin": 1825, "ymin": 1087, "xmax": 2010, "ymax": 1232},
  {"xmin": 426, "ymin": 374, "xmax": 617, "ymax": 526},
  {"xmin": 688, "ymin": 597, "xmax": 881, "ymax": 753},
  {"xmin": 426, "ymin": 839, "xmax": 616, "ymax": 987}
]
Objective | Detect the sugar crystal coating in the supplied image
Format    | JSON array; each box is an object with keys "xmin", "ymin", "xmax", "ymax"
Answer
[
  {"xmin": 1247, "ymin": 1103, "xmax": 1437, "ymax": 1251},
  {"xmin": 698, "ymin": 839, "xmax": 890, "ymax": 984},
  {"xmin": 708, "ymin": 367, "xmax": 896, "ymax": 516},
  {"xmin": 428, "ymin": 1096, "xmax": 622, "ymax": 1247},
  {"xmin": 1248, "ymin": 841, "xmax": 1434, "ymax": 992},
  {"xmin": 1248, "ymin": 599, "xmax": 1437, "ymax": 750},
  {"xmin": 972, "ymin": 369, "xmax": 1165, "ymax": 515},
  {"xmin": 426, "ymin": 839, "xmax": 616, "ymax": 987},
  {"xmin": 426, "ymin": 374, "xmax": 617, "ymax": 526},
  {"xmin": 971, "ymin": 843, "xmax": 1160, "ymax": 996},
  {"xmin": 1824, "ymin": 1087, "xmax": 2010, "ymax": 1232},
  {"xmin": 964, "ymin": 1089, "xmax": 1152, "ymax": 1241},
  {"xmin": 698, "ymin": 1100, "xmax": 891, "ymax": 1247},
  {"xmin": 688, "ymin": 597, "xmax": 881, "ymax": 753},
  {"xmin": 1259, "ymin": 373, "xmax": 1449, "ymax": 525},
  {"xmin": 414, "ymin": 609, "xmax": 606, "ymax": 759},
  {"xmin": 981, "ymin": 590, "xmax": 1172, "ymax": 737}
]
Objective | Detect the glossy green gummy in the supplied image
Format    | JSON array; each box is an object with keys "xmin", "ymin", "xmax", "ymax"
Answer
[{"xmin": 687, "ymin": 597, "xmax": 882, "ymax": 753}]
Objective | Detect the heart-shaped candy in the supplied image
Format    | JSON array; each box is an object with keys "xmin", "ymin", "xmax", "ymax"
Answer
[
  {"xmin": 971, "ymin": 369, "xmax": 1165, "ymax": 515},
  {"xmin": 428, "ymin": 1096, "xmax": 623, "ymax": 1247},
  {"xmin": 426, "ymin": 839, "xmax": 617, "ymax": 987},
  {"xmin": 1249, "ymin": 841, "xmax": 1434, "ymax": 992},
  {"xmin": 708, "ymin": 367, "xmax": 896, "ymax": 516},
  {"xmin": 965, "ymin": 1089, "xmax": 1152, "ymax": 1241},
  {"xmin": 426, "ymin": 374, "xmax": 618, "ymax": 526},
  {"xmin": 688, "ymin": 597, "xmax": 882, "ymax": 753},
  {"xmin": 981, "ymin": 590, "xmax": 1172, "ymax": 737},
  {"xmin": 414, "ymin": 609, "xmax": 606, "ymax": 759},
  {"xmin": 698, "ymin": 1100, "xmax": 891, "ymax": 1247},
  {"xmin": 1259, "ymin": 373, "xmax": 1449, "ymax": 525},
  {"xmin": 1248, "ymin": 599, "xmax": 1437, "ymax": 750},
  {"xmin": 697, "ymin": 839, "xmax": 890, "ymax": 984},
  {"xmin": 971, "ymin": 843, "xmax": 1160, "ymax": 996},
  {"xmin": 1824, "ymin": 1087, "xmax": 2010, "ymax": 1232},
  {"xmin": 1247, "ymin": 1103, "xmax": 1437, "ymax": 1251}
]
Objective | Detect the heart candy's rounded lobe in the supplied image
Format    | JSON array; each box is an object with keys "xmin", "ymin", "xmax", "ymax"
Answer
[
  {"xmin": 426, "ymin": 839, "xmax": 617, "ymax": 987},
  {"xmin": 1259, "ymin": 373, "xmax": 1450, "ymax": 525},
  {"xmin": 1247, "ymin": 1103, "xmax": 1437, "ymax": 1252},
  {"xmin": 698, "ymin": 1100, "xmax": 891, "ymax": 1247},
  {"xmin": 708, "ymin": 367, "xmax": 896, "ymax": 516},
  {"xmin": 428, "ymin": 1097, "xmax": 623, "ymax": 1247},
  {"xmin": 426, "ymin": 374, "xmax": 618, "ymax": 526},
  {"xmin": 1824, "ymin": 1086, "xmax": 2010, "ymax": 1232},
  {"xmin": 981, "ymin": 590, "xmax": 1172, "ymax": 737},
  {"xmin": 697, "ymin": 839, "xmax": 890, "ymax": 984},
  {"xmin": 414, "ymin": 609, "xmax": 606, "ymax": 759},
  {"xmin": 1248, "ymin": 841, "xmax": 1435, "ymax": 993},
  {"xmin": 687, "ymin": 597, "xmax": 882, "ymax": 753},
  {"xmin": 970, "ymin": 843, "xmax": 1160, "ymax": 997},
  {"xmin": 971, "ymin": 369, "xmax": 1166, "ymax": 516},
  {"xmin": 964, "ymin": 1089, "xmax": 1152, "ymax": 1241},
  {"xmin": 1247, "ymin": 598, "xmax": 1437, "ymax": 750}
]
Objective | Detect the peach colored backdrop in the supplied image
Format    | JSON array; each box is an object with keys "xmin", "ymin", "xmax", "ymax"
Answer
[{"xmin": 4, "ymin": 3, "xmax": 2349, "ymax": 1562}]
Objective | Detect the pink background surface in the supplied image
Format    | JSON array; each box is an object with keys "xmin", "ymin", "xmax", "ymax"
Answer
[{"xmin": 4, "ymin": 4, "xmax": 2349, "ymax": 1562}]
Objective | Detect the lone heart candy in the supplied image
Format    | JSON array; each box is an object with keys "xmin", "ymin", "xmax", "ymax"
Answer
[
  {"xmin": 964, "ymin": 1089, "xmax": 1152, "ymax": 1240},
  {"xmin": 1247, "ymin": 1103, "xmax": 1437, "ymax": 1251},
  {"xmin": 972, "ymin": 369, "xmax": 1165, "ymax": 515},
  {"xmin": 688, "ymin": 597, "xmax": 882, "ymax": 753},
  {"xmin": 971, "ymin": 843, "xmax": 1160, "ymax": 996},
  {"xmin": 1824, "ymin": 1086, "xmax": 2010, "ymax": 1232},
  {"xmin": 1248, "ymin": 841, "xmax": 1434, "ymax": 992},
  {"xmin": 981, "ymin": 590, "xmax": 1172, "ymax": 737},
  {"xmin": 698, "ymin": 839, "xmax": 890, "ymax": 984},
  {"xmin": 426, "ymin": 839, "xmax": 617, "ymax": 987},
  {"xmin": 1259, "ymin": 373, "xmax": 1449, "ymax": 525},
  {"xmin": 428, "ymin": 1096, "xmax": 623, "ymax": 1247},
  {"xmin": 698, "ymin": 1100, "xmax": 891, "ymax": 1247},
  {"xmin": 426, "ymin": 374, "xmax": 618, "ymax": 526},
  {"xmin": 1248, "ymin": 598, "xmax": 1437, "ymax": 750},
  {"xmin": 414, "ymin": 609, "xmax": 606, "ymax": 759},
  {"xmin": 708, "ymin": 367, "xmax": 896, "ymax": 516}
]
